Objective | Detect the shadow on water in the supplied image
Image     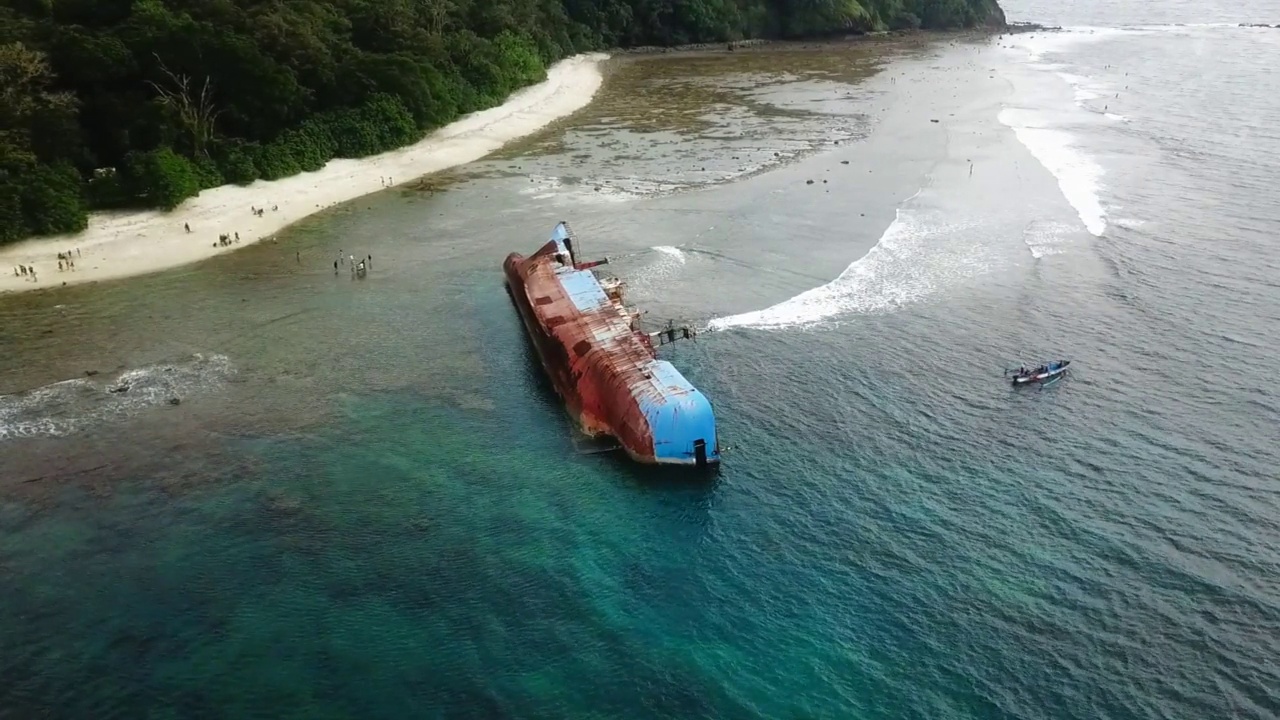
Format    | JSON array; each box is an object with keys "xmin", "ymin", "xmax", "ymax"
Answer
[{"xmin": 612, "ymin": 459, "xmax": 721, "ymax": 492}]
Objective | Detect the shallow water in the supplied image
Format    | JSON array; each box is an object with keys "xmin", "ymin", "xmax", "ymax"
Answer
[{"xmin": 3, "ymin": 4, "xmax": 1280, "ymax": 718}]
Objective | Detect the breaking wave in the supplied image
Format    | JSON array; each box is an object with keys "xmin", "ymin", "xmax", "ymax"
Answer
[
  {"xmin": 999, "ymin": 108, "xmax": 1108, "ymax": 237},
  {"xmin": 708, "ymin": 208, "xmax": 987, "ymax": 331},
  {"xmin": 0, "ymin": 353, "xmax": 234, "ymax": 442}
]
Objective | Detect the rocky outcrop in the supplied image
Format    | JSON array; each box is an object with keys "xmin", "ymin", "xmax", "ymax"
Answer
[{"xmin": 982, "ymin": 0, "xmax": 1008, "ymax": 28}]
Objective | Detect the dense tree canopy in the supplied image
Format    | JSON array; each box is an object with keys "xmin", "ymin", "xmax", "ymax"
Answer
[{"xmin": 0, "ymin": 0, "xmax": 1003, "ymax": 243}]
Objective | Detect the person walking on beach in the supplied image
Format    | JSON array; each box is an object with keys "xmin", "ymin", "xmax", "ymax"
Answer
[
  {"xmin": 333, "ymin": 260, "xmax": 338, "ymax": 274},
  {"xmin": 185, "ymin": 223, "xmax": 191, "ymax": 233},
  {"xmin": 234, "ymin": 232, "xmax": 240, "ymax": 242}
]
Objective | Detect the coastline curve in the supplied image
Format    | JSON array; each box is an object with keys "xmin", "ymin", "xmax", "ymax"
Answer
[{"xmin": 0, "ymin": 53, "xmax": 609, "ymax": 295}]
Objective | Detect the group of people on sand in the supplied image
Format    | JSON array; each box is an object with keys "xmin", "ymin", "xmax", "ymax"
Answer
[
  {"xmin": 183, "ymin": 204, "xmax": 282, "ymax": 248},
  {"xmin": 57, "ymin": 249, "xmax": 79, "ymax": 271},
  {"xmin": 12, "ymin": 247, "xmax": 81, "ymax": 282}
]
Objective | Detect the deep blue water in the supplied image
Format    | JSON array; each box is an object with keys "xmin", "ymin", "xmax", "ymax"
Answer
[{"xmin": 3, "ymin": 1, "xmax": 1280, "ymax": 718}]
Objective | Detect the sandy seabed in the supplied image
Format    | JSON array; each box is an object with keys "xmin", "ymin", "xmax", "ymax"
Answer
[{"xmin": 0, "ymin": 53, "xmax": 608, "ymax": 294}]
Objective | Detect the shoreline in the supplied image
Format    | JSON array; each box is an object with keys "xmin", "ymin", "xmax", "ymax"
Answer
[{"xmin": 0, "ymin": 52, "xmax": 608, "ymax": 295}]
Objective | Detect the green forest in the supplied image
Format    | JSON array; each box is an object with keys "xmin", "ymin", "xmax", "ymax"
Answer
[{"xmin": 0, "ymin": 0, "xmax": 1004, "ymax": 244}]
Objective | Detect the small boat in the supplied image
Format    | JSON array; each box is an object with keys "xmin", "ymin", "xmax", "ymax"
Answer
[{"xmin": 1008, "ymin": 360, "xmax": 1070, "ymax": 386}]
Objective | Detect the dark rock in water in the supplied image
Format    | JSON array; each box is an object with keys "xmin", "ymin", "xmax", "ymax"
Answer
[
  {"xmin": 85, "ymin": 370, "xmax": 99, "ymax": 377},
  {"xmin": 168, "ymin": 397, "xmax": 181, "ymax": 406},
  {"xmin": 1006, "ymin": 21, "xmax": 1063, "ymax": 34},
  {"xmin": 806, "ymin": 179, "xmax": 815, "ymax": 185}
]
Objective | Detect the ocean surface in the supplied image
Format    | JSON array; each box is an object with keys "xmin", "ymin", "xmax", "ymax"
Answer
[{"xmin": 3, "ymin": 1, "xmax": 1280, "ymax": 717}]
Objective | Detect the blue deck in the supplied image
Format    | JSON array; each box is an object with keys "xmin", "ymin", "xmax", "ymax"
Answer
[{"xmin": 638, "ymin": 359, "xmax": 720, "ymax": 465}]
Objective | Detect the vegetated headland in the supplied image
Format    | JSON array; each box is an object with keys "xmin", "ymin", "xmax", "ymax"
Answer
[{"xmin": 0, "ymin": 0, "xmax": 1006, "ymax": 257}]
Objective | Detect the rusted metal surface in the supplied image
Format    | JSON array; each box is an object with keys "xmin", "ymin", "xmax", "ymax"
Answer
[{"xmin": 503, "ymin": 223, "xmax": 719, "ymax": 466}]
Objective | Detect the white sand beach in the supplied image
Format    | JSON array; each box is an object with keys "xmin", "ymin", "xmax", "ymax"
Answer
[{"xmin": 0, "ymin": 52, "xmax": 608, "ymax": 294}]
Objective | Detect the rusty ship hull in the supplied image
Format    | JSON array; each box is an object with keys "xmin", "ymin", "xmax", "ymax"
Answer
[{"xmin": 504, "ymin": 222, "xmax": 720, "ymax": 467}]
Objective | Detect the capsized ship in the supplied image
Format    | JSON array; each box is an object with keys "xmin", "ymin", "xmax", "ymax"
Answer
[{"xmin": 503, "ymin": 222, "xmax": 720, "ymax": 467}]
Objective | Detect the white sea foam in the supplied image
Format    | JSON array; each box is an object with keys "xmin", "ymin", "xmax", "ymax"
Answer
[
  {"xmin": 652, "ymin": 246, "xmax": 687, "ymax": 262},
  {"xmin": 622, "ymin": 245, "xmax": 690, "ymax": 294},
  {"xmin": 1022, "ymin": 219, "xmax": 1081, "ymax": 259},
  {"xmin": 0, "ymin": 353, "xmax": 233, "ymax": 441},
  {"xmin": 708, "ymin": 208, "xmax": 988, "ymax": 331},
  {"xmin": 1006, "ymin": 26, "xmax": 1134, "ymax": 62},
  {"xmin": 999, "ymin": 108, "xmax": 1107, "ymax": 237},
  {"xmin": 521, "ymin": 175, "xmax": 688, "ymax": 203},
  {"xmin": 1056, "ymin": 72, "xmax": 1101, "ymax": 104}
]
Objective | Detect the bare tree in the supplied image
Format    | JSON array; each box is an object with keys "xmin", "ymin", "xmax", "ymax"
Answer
[
  {"xmin": 148, "ymin": 54, "xmax": 222, "ymax": 157},
  {"xmin": 417, "ymin": 0, "xmax": 454, "ymax": 36}
]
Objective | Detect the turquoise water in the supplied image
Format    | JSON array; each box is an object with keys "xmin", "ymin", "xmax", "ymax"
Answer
[{"xmin": 4, "ymin": 3, "xmax": 1280, "ymax": 717}]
